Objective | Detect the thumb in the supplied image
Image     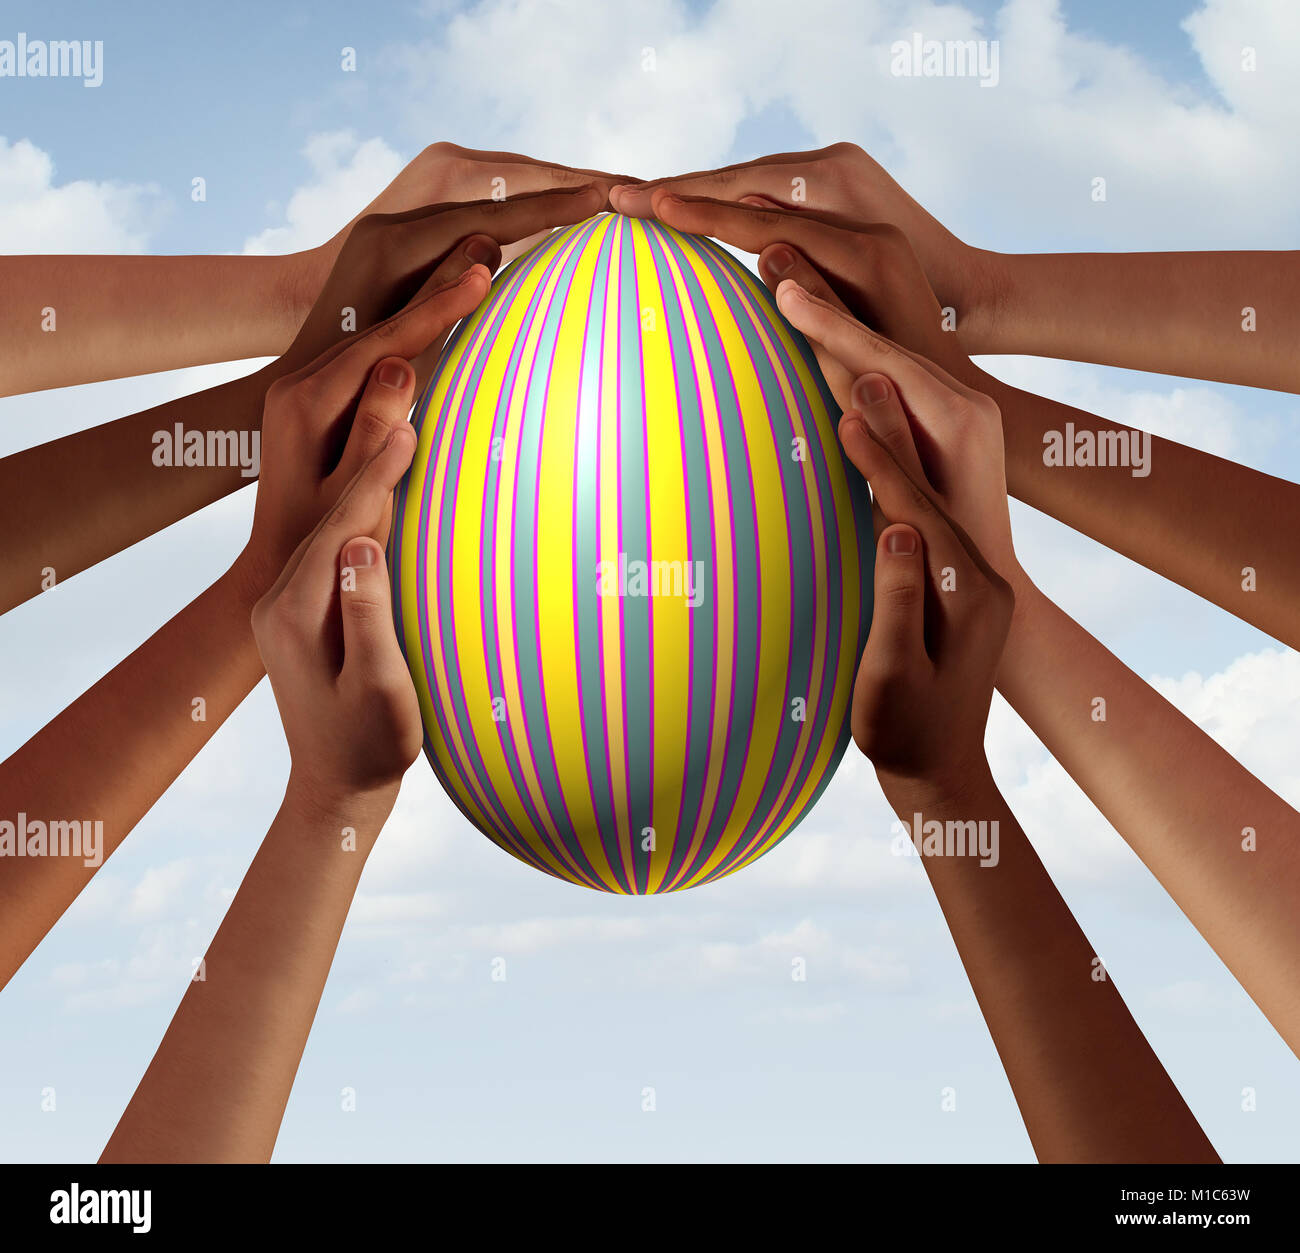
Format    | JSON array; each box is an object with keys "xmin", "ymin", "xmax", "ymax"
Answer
[
  {"xmin": 338, "ymin": 538, "xmax": 407, "ymax": 680},
  {"xmin": 864, "ymin": 524, "xmax": 928, "ymax": 671}
]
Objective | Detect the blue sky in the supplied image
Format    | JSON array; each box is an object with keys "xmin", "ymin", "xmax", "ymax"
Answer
[{"xmin": 2, "ymin": 0, "xmax": 1298, "ymax": 1162}]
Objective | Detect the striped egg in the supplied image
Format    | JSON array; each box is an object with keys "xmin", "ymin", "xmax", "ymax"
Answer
[{"xmin": 391, "ymin": 214, "xmax": 872, "ymax": 893}]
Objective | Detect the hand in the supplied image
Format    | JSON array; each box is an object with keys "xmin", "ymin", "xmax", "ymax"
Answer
[
  {"xmin": 280, "ymin": 184, "xmax": 603, "ymax": 379},
  {"xmin": 628, "ymin": 191, "xmax": 983, "ymax": 390},
  {"xmin": 240, "ymin": 260, "xmax": 493, "ymax": 596},
  {"xmin": 835, "ymin": 385, "xmax": 1014, "ymax": 808},
  {"xmin": 611, "ymin": 142, "xmax": 998, "ymax": 331},
  {"xmin": 772, "ymin": 279, "xmax": 1017, "ymax": 584},
  {"xmin": 322, "ymin": 141, "xmax": 634, "ymax": 257},
  {"xmin": 252, "ymin": 420, "xmax": 423, "ymax": 817}
]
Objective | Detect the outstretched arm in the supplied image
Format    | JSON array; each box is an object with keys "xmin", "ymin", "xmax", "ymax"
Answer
[
  {"xmin": 0, "ymin": 185, "xmax": 603, "ymax": 616},
  {"xmin": 839, "ymin": 394, "xmax": 1216, "ymax": 1162},
  {"xmin": 101, "ymin": 423, "xmax": 423, "ymax": 1163},
  {"xmin": 779, "ymin": 281, "xmax": 1300, "ymax": 1058},
  {"xmin": 613, "ymin": 143, "xmax": 1300, "ymax": 391},
  {"xmin": 2, "ymin": 142, "xmax": 629, "ymax": 398},
  {"xmin": 0, "ymin": 262, "xmax": 490, "ymax": 990},
  {"xmin": 0, "ymin": 253, "xmax": 317, "ymax": 398},
  {"xmin": 640, "ymin": 193, "xmax": 1300, "ymax": 650}
]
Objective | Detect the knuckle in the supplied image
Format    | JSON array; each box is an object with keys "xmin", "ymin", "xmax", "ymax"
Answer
[
  {"xmin": 826, "ymin": 140, "xmax": 864, "ymax": 162},
  {"xmin": 883, "ymin": 578, "xmax": 923, "ymax": 611},
  {"xmin": 284, "ymin": 374, "xmax": 321, "ymax": 419},
  {"xmin": 351, "ymin": 405, "xmax": 394, "ymax": 448},
  {"xmin": 369, "ymin": 314, "xmax": 405, "ymax": 345},
  {"xmin": 343, "ymin": 593, "xmax": 387, "ymax": 623},
  {"xmin": 261, "ymin": 592, "xmax": 304, "ymax": 643},
  {"xmin": 865, "ymin": 220, "xmax": 909, "ymax": 253},
  {"xmin": 264, "ymin": 375, "xmax": 295, "ymax": 413},
  {"xmin": 941, "ymin": 390, "xmax": 977, "ymax": 423}
]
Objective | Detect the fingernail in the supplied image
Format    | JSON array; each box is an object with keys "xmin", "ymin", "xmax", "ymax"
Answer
[
  {"xmin": 779, "ymin": 279, "xmax": 808, "ymax": 302},
  {"xmin": 376, "ymin": 360, "xmax": 410, "ymax": 390},
  {"xmin": 344, "ymin": 541, "xmax": 378, "ymax": 568},
  {"xmin": 854, "ymin": 374, "xmax": 891, "ymax": 407},
  {"xmin": 658, "ymin": 191, "xmax": 682, "ymax": 206},
  {"xmin": 766, "ymin": 245, "xmax": 796, "ymax": 277},
  {"xmin": 464, "ymin": 237, "xmax": 496, "ymax": 265},
  {"xmin": 886, "ymin": 529, "xmax": 917, "ymax": 556}
]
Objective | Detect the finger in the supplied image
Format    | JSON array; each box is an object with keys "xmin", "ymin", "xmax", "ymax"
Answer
[
  {"xmin": 610, "ymin": 147, "xmax": 839, "ymax": 215},
  {"xmin": 837, "ymin": 411, "xmax": 969, "ymax": 586},
  {"xmin": 317, "ymin": 185, "xmax": 601, "ymax": 338},
  {"xmin": 654, "ymin": 191, "xmax": 874, "ymax": 250},
  {"xmin": 740, "ymin": 193, "xmax": 795, "ymax": 211},
  {"xmin": 305, "ymin": 265, "xmax": 492, "ymax": 419},
  {"xmin": 848, "ymin": 373, "xmax": 927, "ymax": 484},
  {"xmin": 776, "ymin": 280, "xmax": 966, "ymax": 425},
  {"xmin": 407, "ymin": 234, "xmax": 502, "ymax": 389},
  {"xmin": 331, "ymin": 357, "xmax": 417, "ymax": 488},
  {"xmin": 448, "ymin": 144, "xmax": 641, "ymax": 201},
  {"xmin": 756, "ymin": 242, "xmax": 856, "ymax": 402},
  {"xmin": 656, "ymin": 194, "xmax": 947, "ymax": 355},
  {"xmin": 759, "ymin": 243, "xmax": 849, "ymax": 312},
  {"xmin": 862, "ymin": 524, "xmax": 928, "ymax": 672},
  {"xmin": 338, "ymin": 537, "xmax": 409, "ymax": 682},
  {"xmin": 271, "ymin": 423, "xmax": 418, "ymax": 610}
]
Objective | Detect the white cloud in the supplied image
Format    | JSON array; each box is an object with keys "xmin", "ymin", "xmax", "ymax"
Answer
[
  {"xmin": 127, "ymin": 859, "xmax": 198, "ymax": 920},
  {"xmin": 0, "ymin": 136, "xmax": 161, "ymax": 252},
  {"xmin": 385, "ymin": 0, "xmax": 1300, "ymax": 250},
  {"xmin": 1150, "ymin": 646, "xmax": 1300, "ymax": 808},
  {"xmin": 242, "ymin": 131, "xmax": 405, "ymax": 255}
]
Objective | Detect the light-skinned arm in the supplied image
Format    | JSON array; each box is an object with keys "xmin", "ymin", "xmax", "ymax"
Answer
[
  {"xmin": 838, "ymin": 391, "xmax": 1216, "ymax": 1162},
  {"xmin": 2, "ymin": 142, "xmax": 630, "ymax": 397},
  {"xmin": 101, "ymin": 420, "xmax": 424, "ymax": 1163},
  {"xmin": 0, "ymin": 261, "xmax": 492, "ymax": 991},
  {"xmin": 613, "ymin": 143, "xmax": 1300, "ymax": 391},
  {"xmin": 636, "ymin": 193, "xmax": 1300, "ymax": 650},
  {"xmin": 778, "ymin": 280, "xmax": 1300, "ymax": 1058},
  {"xmin": 0, "ymin": 184, "xmax": 605, "ymax": 615}
]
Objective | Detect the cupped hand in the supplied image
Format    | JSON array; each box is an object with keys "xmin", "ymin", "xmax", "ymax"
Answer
[
  {"xmin": 240, "ymin": 258, "xmax": 492, "ymax": 596},
  {"xmin": 330, "ymin": 141, "xmax": 634, "ymax": 248},
  {"xmin": 252, "ymin": 420, "xmax": 423, "ymax": 814},
  {"xmin": 281, "ymin": 183, "xmax": 603, "ymax": 379},
  {"xmin": 610, "ymin": 142, "xmax": 998, "ymax": 325},
  {"xmin": 773, "ymin": 279, "xmax": 1019, "ymax": 585},
  {"xmin": 836, "ymin": 387, "xmax": 1013, "ymax": 809},
  {"xmin": 632, "ymin": 191, "xmax": 984, "ymax": 390}
]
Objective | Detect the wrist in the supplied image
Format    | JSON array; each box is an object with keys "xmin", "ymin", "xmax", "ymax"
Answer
[
  {"xmin": 228, "ymin": 542, "xmax": 281, "ymax": 610},
  {"xmin": 279, "ymin": 772, "xmax": 399, "ymax": 852},
  {"xmin": 956, "ymin": 247, "xmax": 1012, "ymax": 355},
  {"xmin": 270, "ymin": 246, "xmax": 331, "ymax": 352},
  {"xmin": 878, "ymin": 755, "xmax": 999, "ymax": 823}
]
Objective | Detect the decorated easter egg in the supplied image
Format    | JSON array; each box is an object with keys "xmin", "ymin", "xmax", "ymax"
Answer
[{"xmin": 390, "ymin": 214, "xmax": 872, "ymax": 893}]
